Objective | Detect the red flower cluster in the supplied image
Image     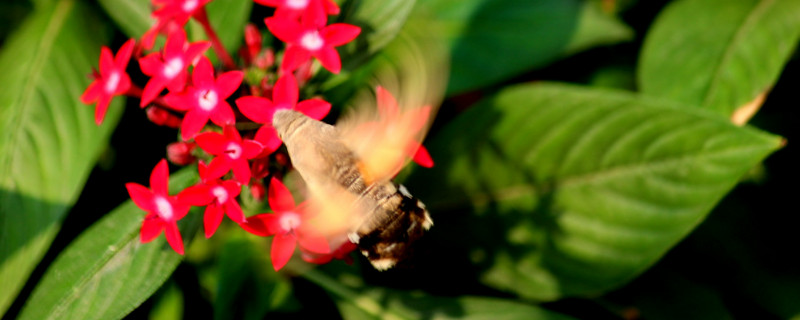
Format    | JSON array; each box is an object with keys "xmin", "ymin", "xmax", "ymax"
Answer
[{"xmin": 83, "ymin": 0, "xmax": 427, "ymax": 271}]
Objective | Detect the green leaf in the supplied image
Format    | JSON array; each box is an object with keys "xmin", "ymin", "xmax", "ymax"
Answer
[
  {"xmin": 405, "ymin": 83, "xmax": 782, "ymax": 301},
  {"xmin": 96, "ymin": 0, "xmax": 150, "ymax": 39},
  {"xmin": 188, "ymin": 0, "xmax": 253, "ymax": 63},
  {"xmin": 638, "ymin": 0, "xmax": 800, "ymax": 119},
  {"xmin": 17, "ymin": 168, "xmax": 202, "ymax": 320},
  {"xmin": 338, "ymin": 0, "xmax": 417, "ymax": 67},
  {"xmin": 410, "ymin": 0, "xmax": 633, "ymax": 95},
  {"xmin": 0, "ymin": 1, "xmax": 123, "ymax": 315},
  {"xmin": 303, "ymin": 268, "xmax": 575, "ymax": 320}
]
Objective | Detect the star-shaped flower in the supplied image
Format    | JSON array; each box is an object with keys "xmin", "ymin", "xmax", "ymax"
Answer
[
  {"xmin": 139, "ymin": 29, "xmax": 211, "ymax": 107},
  {"xmin": 81, "ymin": 39, "xmax": 135, "ymax": 125},
  {"xmin": 178, "ymin": 161, "xmax": 244, "ymax": 238},
  {"xmin": 126, "ymin": 159, "xmax": 191, "ymax": 254},
  {"xmin": 236, "ymin": 73, "xmax": 330, "ymax": 153},
  {"xmin": 240, "ymin": 177, "xmax": 330, "ymax": 271},
  {"xmin": 265, "ymin": 1, "xmax": 360, "ymax": 73},
  {"xmin": 152, "ymin": 0, "xmax": 212, "ymax": 27},
  {"xmin": 194, "ymin": 125, "xmax": 264, "ymax": 184},
  {"xmin": 255, "ymin": 0, "xmax": 339, "ymax": 23},
  {"xmin": 163, "ymin": 56, "xmax": 243, "ymax": 140}
]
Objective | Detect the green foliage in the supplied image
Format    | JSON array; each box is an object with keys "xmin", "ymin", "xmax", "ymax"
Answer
[{"xmin": 0, "ymin": 1, "xmax": 122, "ymax": 315}]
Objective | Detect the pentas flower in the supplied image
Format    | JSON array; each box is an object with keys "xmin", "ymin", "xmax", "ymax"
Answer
[
  {"xmin": 179, "ymin": 161, "xmax": 244, "ymax": 238},
  {"xmin": 195, "ymin": 125, "xmax": 264, "ymax": 183},
  {"xmin": 240, "ymin": 178, "xmax": 330, "ymax": 271},
  {"xmin": 265, "ymin": 1, "xmax": 360, "ymax": 73},
  {"xmin": 81, "ymin": 39, "xmax": 135, "ymax": 125},
  {"xmin": 163, "ymin": 56, "xmax": 243, "ymax": 140},
  {"xmin": 255, "ymin": 0, "xmax": 340, "ymax": 23},
  {"xmin": 126, "ymin": 159, "xmax": 191, "ymax": 254},
  {"xmin": 139, "ymin": 29, "xmax": 211, "ymax": 107},
  {"xmin": 236, "ymin": 73, "xmax": 331, "ymax": 153},
  {"xmin": 152, "ymin": 0, "xmax": 212, "ymax": 27}
]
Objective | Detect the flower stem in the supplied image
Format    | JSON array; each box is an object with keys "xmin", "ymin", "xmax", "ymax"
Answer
[{"xmin": 194, "ymin": 8, "xmax": 237, "ymax": 71}]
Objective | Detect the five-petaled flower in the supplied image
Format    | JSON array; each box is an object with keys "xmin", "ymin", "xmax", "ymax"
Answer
[
  {"xmin": 255, "ymin": 0, "xmax": 340, "ymax": 22},
  {"xmin": 178, "ymin": 161, "xmax": 245, "ymax": 238},
  {"xmin": 240, "ymin": 177, "xmax": 330, "ymax": 271},
  {"xmin": 236, "ymin": 73, "xmax": 331, "ymax": 153},
  {"xmin": 265, "ymin": 0, "xmax": 360, "ymax": 73},
  {"xmin": 163, "ymin": 56, "xmax": 243, "ymax": 140},
  {"xmin": 195, "ymin": 125, "xmax": 264, "ymax": 184},
  {"xmin": 81, "ymin": 39, "xmax": 135, "ymax": 125},
  {"xmin": 139, "ymin": 29, "xmax": 211, "ymax": 107},
  {"xmin": 126, "ymin": 159, "xmax": 191, "ymax": 254}
]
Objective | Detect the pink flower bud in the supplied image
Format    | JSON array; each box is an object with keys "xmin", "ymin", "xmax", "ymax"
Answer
[
  {"xmin": 146, "ymin": 106, "xmax": 182, "ymax": 128},
  {"xmin": 167, "ymin": 141, "xmax": 196, "ymax": 166},
  {"xmin": 249, "ymin": 181, "xmax": 265, "ymax": 202},
  {"xmin": 250, "ymin": 157, "xmax": 270, "ymax": 180},
  {"xmin": 244, "ymin": 23, "xmax": 262, "ymax": 62}
]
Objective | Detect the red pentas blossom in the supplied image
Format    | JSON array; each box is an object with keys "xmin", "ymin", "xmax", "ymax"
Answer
[
  {"xmin": 240, "ymin": 177, "xmax": 330, "ymax": 271},
  {"xmin": 265, "ymin": 1, "xmax": 360, "ymax": 73},
  {"xmin": 236, "ymin": 73, "xmax": 331, "ymax": 153},
  {"xmin": 255, "ymin": 0, "xmax": 340, "ymax": 22},
  {"xmin": 195, "ymin": 125, "xmax": 264, "ymax": 184},
  {"xmin": 81, "ymin": 39, "xmax": 135, "ymax": 125},
  {"xmin": 153, "ymin": 0, "xmax": 212, "ymax": 27},
  {"xmin": 179, "ymin": 161, "xmax": 245, "ymax": 238},
  {"xmin": 126, "ymin": 159, "xmax": 191, "ymax": 254},
  {"xmin": 163, "ymin": 56, "xmax": 243, "ymax": 140},
  {"xmin": 139, "ymin": 29, "xmax": 211, "ymax": 107}
]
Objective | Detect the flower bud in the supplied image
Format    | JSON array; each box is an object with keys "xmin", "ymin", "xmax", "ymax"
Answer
[
  {"xmin": 146, "ymin": 106, "xmax": 182, "ymax": 128},
  {"xmin": 167, "ymin": 141, "xmax": 196, "ymax": 166},
  {"xmin": 249, "ymin": 181, "xmax": 266, "ymax": 202}
]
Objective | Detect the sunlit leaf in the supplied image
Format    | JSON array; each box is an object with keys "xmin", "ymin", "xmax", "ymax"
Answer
[
  {"xmin": 0, "ymin": 1, "xmax": 122, "ymax": 315},
  {"xmin": 17, "ymin": 169, "xmax": 201, "ymax": 320},
  {"xmin": 405, "ymin": 82, "xmax": 782, "ymax": 300},
  {"xmin": 638, "ymin": 0, "xmax": 800, "ymax": 119}
]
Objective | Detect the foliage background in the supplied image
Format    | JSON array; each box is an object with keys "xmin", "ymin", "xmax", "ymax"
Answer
[{"xmin": 1, "ymin": 0, "xmax": 798, "ymax": 319}]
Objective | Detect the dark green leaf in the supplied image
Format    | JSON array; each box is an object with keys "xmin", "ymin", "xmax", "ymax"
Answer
[
  {"xmin": 0, "ymin": 1, "xmax": 122, "ymax": 315},
  {"xmin": 188, "ymin": 0, "xmax": 253, "ymax": 63},
  {"xmin": 304, "ymin": 268, "xmax": 575, "ymax": 320},
  {"xmin": 96, "ymin": 0, "xmax": 150, "ymax": 39},
  {"xmin": 405, "ymin": 83, "xmax": 782, "ymax": 300},
  {"xmin": 17, "ymin": 168, "xmax": 201, "ymax": 320},
  {"xmin": 338, "ymin": 0, "xmax": 417, "ymax": 68},
  {"xmin": 410, "ymin": 0, "xmax": 632, "ymax": 95},
  {"xmin": 638, "ymin": 0, "xmax": 800, "ymax": 119}
]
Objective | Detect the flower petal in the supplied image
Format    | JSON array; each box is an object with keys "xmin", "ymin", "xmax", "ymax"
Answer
[
  {"xmin": 164, "ymin": 29, "xmax": 188, "ymax": 58},
  {"xmin": 411, "ymin": 144, "xmax": 434, "ymax": 168},
  {"xmin": 216, "ymin": 71, "xmax": 244, "ymax": 98},
  {"xmin": 265, "ymin": 16, "xmax": 301, "ymax": 43},
  {"xmin": 140, "ymin": 214, "xmax": 164, "ymax": 243},
  {"xmin": 195, "ymin": 131, "xmax": 227, "ymax": 155},
  {"xmin": 80, "ymin": 81, "xmax": 102, "ymax": 104},
  {"xmin": 297, "ymin": 232, "xmax": 330, "ymax": 254},
  {"xmin": 192, "ymin": 57, "xmax": 215, "ymax": 88},
  {"xmin": 295, "ymin": 98, "xmax": 331, "ymax": 120},
  {"xmin": 231, "ymin": 159, "xmax": 251, "ymax": 184},
  {"xmin": 164, "ymin": 222, "xmax": 185, "ymax": 255},
  {"xmin": 138, "ymin": 52, "xmax": 163, "ymax": 76},
  {"xmin": 209, "ymin": 102, "xmax": 236, "ymax": 126},
  {"xmin": 221, "ymin": 180, "xmax": 242, "ymax": 197},
  {"xmin": 150, "ymin": 159, "xmax": 170, "ymax": 196},
  {"xmin": 140, "ymin": 75, "xmax": 168, "ymax": 107},
  {"xmin": 114, "ymin": 38, "xmax": 136, "ymax": 69},
  {"xmin": 242, "ymin": 139, "xmax": 265, "ymax": 159},
  {"xmin": 94, "ymin": 95, "xmax": 111, "ymax": 125},
  {"xmin": 313, "ymin": 46, "xmax": 341, "ymax": 74},
  {"xmin": 322, "ymin": 23, "xmax": 361, "ymax": 46},
  {"xmin": 280, "ymin": 45, "xmax": 311, "ymax": 73},
  {"xmin": 127, "ymin": 183, "xmax": 156, "ymax": 211},
  {"xmin": 239, "ymin": 213, "xmax": 277, "ymax": 236},
  {"xmin": 254, "ymin": 126, "xmax": 283, "ymax": 153},
  {"xmin": 273, "ymin": 73, "xmax": 298, "ymax": 106},
  {"xmin": 236, "ymin": 96, "xmax": 274, "ymax": 123},
  {"xmin": 271, "ymin": 233, "xmax": 297, "ymax": 271},
  {"xmin": 178, "ymin": 184, "xmax": 214, "ymax": 206},
  {"xmin": 184, "ymin": 41, "xmax": 212, "ymax": 64},
  {"xmin": 268, "ymin": 177, "xmax": 295, "ymax": 212},
  {"xmin": 205, "ymin": 156, "xmax": 232, "ymax": 181},
  {"xmin": 98, "ymin": 46, "xmax": 114, "ymax": 75},
  {"xmin": 204, "ymin": 203, "xmax": 224, "ymax": 238},
  {"xmin": 180, "ymin": 109, "xmax": 210, "ymax": 140},
  {"xmin": 376, "ymin": 86, "xmax": 399, "ymax": 118},
  {"xmin": 224, "ymin": 199, "xmax": 246, "ymax": 223}
]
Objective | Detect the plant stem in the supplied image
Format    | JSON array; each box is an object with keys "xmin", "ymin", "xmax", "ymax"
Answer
[{"xmin": 193, "ymin": 8, "xmax": 237, "ymax": 71}]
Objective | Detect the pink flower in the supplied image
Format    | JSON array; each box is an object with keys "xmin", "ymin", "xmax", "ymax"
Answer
[
  {"xmin": 236, "ymin": 73, "xmax": 330, "ymax": 153},
  {"xmin": 139, "ymin": 29, "xmax": 211, "ymax": 107},
  {"xmin": 255, "ymin": 0, "xmax": 340, "ymax": 22},
  {"xmin": 126, "ymin": 159, "xmax": 191, "ymax": 255},
  {"xmin": 178, "ymin": 161, "xmax": 244, "ymax": 238},
  {"xmin": 163, "ymin": 56, "xmax": 243, "ymax": 140},
  {"xmin": 81, "ymin": 39, "xmax": 135, "ymax": 125},
  {"xmin": 195, "ymin": 125, "xmax": 264, "ymax": 183},
  {"xmin": 240, "ymin": 177, "xmax": 330, "ymax": 271},
  {"xmin": 152, "ymin": 0, "xmax": 212, "ymax": 27},
  {"xmin": 265, "ymin": 1, "xmax": 360, "ymax": 73}
]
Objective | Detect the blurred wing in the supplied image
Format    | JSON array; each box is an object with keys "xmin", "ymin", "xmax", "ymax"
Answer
[{"xmin": 336, "ymin": 28, "xmax": 449, "ymax": 183}]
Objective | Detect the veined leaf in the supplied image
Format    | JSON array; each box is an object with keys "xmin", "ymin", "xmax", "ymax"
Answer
[
  {"xmin": 405, "ymin": 83, "xmax": 782, "ymax": 300},
  {"xmin": 303, "ymin": 268, "xmax": 575, "ymax": 320},
  {"xmin": 17, "ymin": 168, "xmax": 201, "ymax": 320},
  {"xmin": 410, "ymin": 0, "xmax": 633, "ymax": 95},
  {"xmin": 0, "ymin": 1, "xmax": 122, "ymax": 315},
  {"xmin": 96, "ymin": 0, "xmax": 150, "ymax": 39},
  {"xmin": 638, "ymin": 0, "xmax": 800, "ymax": 119}
]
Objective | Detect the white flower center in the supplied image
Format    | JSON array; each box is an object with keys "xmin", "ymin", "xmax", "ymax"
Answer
[
  {"xmin": 286, "ymin": 0, "xmax": 309, "ymax": 9},
  {"xmin": 104, "ymin": 71, "xmax": 121, "ymax": 93},
  {"xmin": 163, "ymin": 58, "xmax": 184, "ymax": 79},
  {"xmin": 154, "ymin": 196, "xmax": 174, "ymax": 220},
  {"xmin": 225, "ymin": 142, "xmax": 242, "ymax": 159},
  {"xmin": 300, "ymin": 31, "xmax": 324, "ymax": 51},
  {"xmin": 279, "ymin": 212, "xmax": 301, "ymax": 232},
  {"xmin": 182, "ymin": 0, "xmax": 198, "ymax": 12},
  {"xmin": 211, "ymin": 186, "xmax": 228, "ymax": 204},
  {"xmin": 198, "ymin": 89, "xmax": 218, "ymax": 111}
]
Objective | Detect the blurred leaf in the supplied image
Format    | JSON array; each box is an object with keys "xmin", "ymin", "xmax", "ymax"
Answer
[
  {"xmin": 188, "ymin": 0, "xmax": 253, "ymax": 63},
  {"xmin": 149, "ymin": 282, "xmax": 184, "ymax": 320},
  {"xmin": 410, "ymin": 0, "xmax": 632, "ymax": 95},
  {"xmin": 214, "ymin": 235, "xmax": 295, "ymax": 320},
  {"xmin": 304, "ymin": 268, "xmax": 576, "ymax": 320},
  {"xmin": 96, "ymin": 0, "xmax": 150, "ymax": 39},
  {"xmin": 638, "ymin": 0, "xmax": 800, "ymax": 119},
  {"xmin": 339, "ymin": 0, "xmax": 417, "ymax": 66},
  {"xmin": 0, "ymin": 1, "xmax": 122, "ymax": 315},
  {"xmin": 17, "ymin": 168, "xmax": 201, "ymax": 320},
  {"xmin": 587, "ymin": 64, "xmax": 636, "ymax": 90},
  {"xmin": 405, "ymin": 83, "xmax": 782, "ymax": 301}
]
